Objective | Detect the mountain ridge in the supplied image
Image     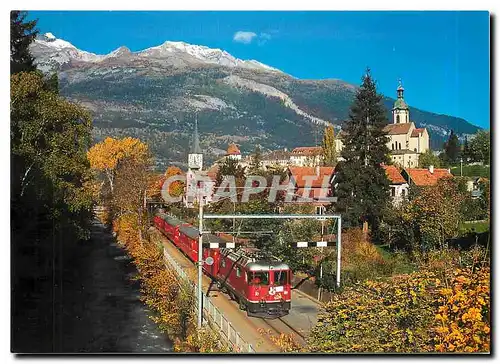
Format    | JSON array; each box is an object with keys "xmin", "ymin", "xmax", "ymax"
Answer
[{"xmin": 29, "ymin": 33, "xmax": 481, "ymax": 169}]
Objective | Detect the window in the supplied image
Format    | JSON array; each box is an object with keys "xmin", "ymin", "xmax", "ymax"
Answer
[
  {"xmin": 273, "ymin": 271, "xmax": 289, "ymax": 286},
  {"xmin": 402, "ymin": 189, "xmax": 406, "ymax": 197},
  {"xmin": 399, "ymin": 142, "xmax": 402, "ymax": 150},
  {"xmin": 414, "ymin": 148, "xmax": 417, "ymax": 152},
  {"xmin": 396, "ymin": 115, "xmax": 400, "ymax": 123},
  {"xmin": 248, "ymin": 271, "xmax": 269, "ymax": 285},
  {"xmin": 392, "ymin": 143, "xmax": 394, "ymax": 150},
  {"xmin": 315, "ymin": 206, "xmax": 325, "ymax": 215},
  {"xmin": 236, "ymin": 266, "xmax": 241, "ymax": 277},
  {"xmin": 391, "ymin": 187, "xmax": 396, "ymax": 197}
]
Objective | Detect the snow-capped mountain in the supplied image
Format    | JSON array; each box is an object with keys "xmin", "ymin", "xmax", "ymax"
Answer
[{"xmin": 30, "ymin": 33, "xmax": 282, "ymax": 74}]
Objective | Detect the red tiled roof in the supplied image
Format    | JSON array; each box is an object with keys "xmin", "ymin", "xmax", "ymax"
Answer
[
  {"xmin": 411, "ymin": 128, "xmax": 425, "ymax": 137},
  {"xmin": 295, "ymin": 188, "xmax": 330, "ymax": 200},
  {"xmin": 383, "ymin": 165, "xmax": 407, "ymax": 184},
  {"xmin": 288, "ymin": 166, "xmax": 334, "ymax": 188},
  {"xmin": 383, "ymin": 123, "xmax": 412, "ymax": 135},
  {"xmin": 405, "ymin": 168, "xmax": 453, "ymax": 186},
  {"xmin": 291, "ymin": 146, "xmax": 323, "ymax": 156},
  {"xmin": 226, "ymin": 143, "xmax": 241, "ymax": 155}
]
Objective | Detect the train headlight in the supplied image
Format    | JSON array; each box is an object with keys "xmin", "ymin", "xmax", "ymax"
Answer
[
  {"xmin": 255, "ymin": 291, "xmax": 259, "ymax": 296},
  {"xmin": 284, "ymin": 291, "xmax": 288, "ymax": 295}
]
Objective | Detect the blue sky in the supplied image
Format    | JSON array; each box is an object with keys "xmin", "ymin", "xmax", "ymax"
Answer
[{"xmin": 28, "ymin": 11, "xmax": 490, "ymax": 129}]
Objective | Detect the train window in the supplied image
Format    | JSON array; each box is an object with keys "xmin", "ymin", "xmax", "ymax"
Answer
[
  {"xmin": 236, "ymin": 266, "xmax": 241, "ymax": 277},
  {"xmin": 248, "ymin": 271, "xmax": 269, "ymax": 285},
  {"xmin": 274, "ymin": 271, "xmax": 288, "ymax": 286}
]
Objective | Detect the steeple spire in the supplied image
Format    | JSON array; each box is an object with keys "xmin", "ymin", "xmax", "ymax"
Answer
[
  {"xmin": 191, "ymin": 116, "xmax": 202, "ymax": 154},
  {"xmin": 397, "ymin": 78, "xmax": 404, "ymax": 99}
]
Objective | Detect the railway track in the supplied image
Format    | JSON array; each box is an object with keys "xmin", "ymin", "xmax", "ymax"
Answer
[{"xmin": 254, "ymin": 316, "xmax": 307, "ymax": 347}]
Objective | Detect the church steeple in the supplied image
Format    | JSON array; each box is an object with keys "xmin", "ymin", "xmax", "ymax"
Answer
[
  {"xmin": 397, "ymin": 78, "xmax": 404, "ymax": 99},
  {"xmin": 188, "ymin": 117, "xmax": 203, "ymax": 170},
  {"xmin": 392, "ymin": 79, "xmax": 410, "ymax": 124},
  {"xmin": 190, "ymin": 117, "xmax": 202, "ymax": 154}
]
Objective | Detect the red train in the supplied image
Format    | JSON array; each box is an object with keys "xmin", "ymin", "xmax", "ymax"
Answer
[{"xmin": 153, "ymin": 212, "xmax": 292, "ymax": 319}]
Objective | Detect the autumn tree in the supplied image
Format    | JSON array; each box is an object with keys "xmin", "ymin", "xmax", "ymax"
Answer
[
  {"xmin": 321, "ymin": 125, "xmax": 337, "ymax": 166},
  {"xmin": 87, "ymin": 136, "xmax": 150, "ymax": 194},
  {"xmin": 112, "ymin": 150, "xmax": 153, "ymax": 245},
  {"xmin": 333, "ymin": 69, "xmax": 391, "ymax": 235},
  {"xmin": 405, "ymin": 177, "xmax": 467, "ymax": 250},
  {"xmin": 164, "ymin": 166, "xmax": 185, "ymax": 198}
]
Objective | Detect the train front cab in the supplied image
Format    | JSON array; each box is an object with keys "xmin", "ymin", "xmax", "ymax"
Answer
[{"xmin": 245, "ymin": 263, "xmax": 292, "ymax": 319}]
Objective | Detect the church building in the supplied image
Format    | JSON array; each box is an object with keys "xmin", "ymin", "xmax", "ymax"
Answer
[{"xmin": 383, "ymin": 81, "xmax": 430, "ymax": 168}]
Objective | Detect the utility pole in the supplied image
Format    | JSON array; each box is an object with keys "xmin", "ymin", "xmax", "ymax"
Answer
[
  {"xmin": 460, "ymin": 158, "xmax": 463, "ymax": 177},
  {"xmin": 197, "ymin": 189, "xmax": 203, "ymax": 328},
  {"xmin": 336, "ymin": 217, "xmax": 342, "ymax": 288}
]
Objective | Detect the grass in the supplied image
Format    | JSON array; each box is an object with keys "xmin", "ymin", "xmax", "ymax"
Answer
[
  {"xmin": 459, "ymin": 220, "xmax": 490, "ymax": 235},
  {"xmin": 450, "ymin": 164, "xmax": 490, "ymax": 178}
]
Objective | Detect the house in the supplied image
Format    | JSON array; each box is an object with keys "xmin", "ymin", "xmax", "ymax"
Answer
[
  {"xmin": 401, "ymin": 165, "xmax": 453, "ymax": 187},
  {"xmin": 286, "ymin": 166, "xmax": 335, "ymax": 212},
  {"xmin": 289, "ymin": 146, "xmax": 323, "ymax": 166},
  {"xmin": 465, "ymin": 177, "xmax": 488, "ymax": 199},
  {"xmin": 261, "ymin": 149, "xmax": 292, "ymax": 169},
  {"xmin": 226, "ymin": 143, "xmax": 242, "ymax": 161},
  {"xmin": 383, "ymin": 164, "xmax": 409, "ymax": 205}
]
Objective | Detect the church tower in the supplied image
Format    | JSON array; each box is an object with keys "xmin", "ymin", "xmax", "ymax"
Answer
[
  {"xmin": 188, "ymin": 118, "xmax": 203, "ymax": 171},
  {"xmin": 392, "ymin": 79, "xmax": 410, "ymax": 124},
  {"xmin": 185, "ymin": 118, "xmax": 203, "ymax": 208}
]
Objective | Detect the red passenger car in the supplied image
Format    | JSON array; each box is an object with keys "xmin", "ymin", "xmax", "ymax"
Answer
[{"xmin": 153, "ymin": 212, "xmax": 292, "ymax": 318}]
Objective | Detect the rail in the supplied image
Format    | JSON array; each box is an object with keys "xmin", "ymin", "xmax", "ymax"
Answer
[{"xmin": 162, "ymin": 247, "xmax": 255, "ymax": 353}]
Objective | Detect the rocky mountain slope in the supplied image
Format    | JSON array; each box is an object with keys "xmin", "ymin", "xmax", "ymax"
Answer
[{"xmin": 30, "ymin": 33, "xmax": 481, "ymax": 169}]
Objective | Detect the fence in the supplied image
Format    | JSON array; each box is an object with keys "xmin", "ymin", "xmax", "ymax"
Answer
[{"xmin": 163, "ymin": 247, "xmax": 255, "ymax": 353}]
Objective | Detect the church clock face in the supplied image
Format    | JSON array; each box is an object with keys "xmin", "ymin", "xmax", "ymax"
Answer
[{"xmin": 188, "ymin": 153, "xmax": 203, "ymax": 169}]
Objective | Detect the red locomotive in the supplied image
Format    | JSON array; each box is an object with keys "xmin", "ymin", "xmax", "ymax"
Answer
[{"xmin": 153, "ymin": 212, "xmax": 292, "ymax": 318}]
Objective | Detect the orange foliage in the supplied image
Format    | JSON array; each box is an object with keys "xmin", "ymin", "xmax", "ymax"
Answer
[{"xmin": 164, "ymin": 166, "xmax": 185, "ymax": 198}]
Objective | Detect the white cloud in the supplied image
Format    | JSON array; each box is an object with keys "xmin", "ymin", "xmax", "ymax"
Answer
[{"xmin": 233, "ymin": 31, "xmax": 257, "ymax": 44}]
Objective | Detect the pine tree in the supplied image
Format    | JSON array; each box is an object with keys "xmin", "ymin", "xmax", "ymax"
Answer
[
  {"xmin": 333, "ymin": 69, "xmax": 390, "ymax": 233},
  {"xmin": 444, "ymin": 130, "xmax": 461, "ymax": 165},
  {"xmin": 321, "ymin": 125, "xmax": 337, "ymax": 166},
  {"xmin": 11, "ymin": 11, "xmax": 38, "ymax": 75},
  {"xmin": 249, "ymin": 146, "xmax": 262, "ymax": 173},
  {"xmin": 462, "ymin": 136, "xmax": 470, "ymax": 162}
]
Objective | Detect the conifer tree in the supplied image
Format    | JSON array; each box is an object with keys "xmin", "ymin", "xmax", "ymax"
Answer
[
  {"xmin": 444, "ymin": 130, "xmax": 461, "ymax": 165},
  {"xmin": 11, "ymin": 11, "xmax": 38, "ymax": 74},
  {"xmin": 321, "ymin": 125, "xmax": 337, "ymax": 166},
  {"xmin": 249, "ymin": 145, "xmax": 263, "ymax": 173},
  {"xmin": 333, "ymin": 69, "xmax": 390, "ymax": 233}
]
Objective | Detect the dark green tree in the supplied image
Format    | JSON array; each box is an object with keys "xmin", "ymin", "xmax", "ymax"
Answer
[
  {"xmin": 444, "ymin": 130, "xmax": 461, "ymax": 165},
  {"xmin": 469, "ymin": 130, "xmax": 490, "ymax": 165},
  {"xmin": 333, "ymin": 69, "xmax": 391, "ymax": 235},
  {"xmin": 462, "ymin": 136, "xmax": 471, "ymax": 162},
  {"xmin": 11, "ymin": 11, "xmax": 38, "ymax": 74},
  {"xmin": 215, "ymin": 157, "xmax": 246, "ymax": 187},
  {"xmin": 248, "ymin": 145, "xmax": 263, "ymax": 174}
]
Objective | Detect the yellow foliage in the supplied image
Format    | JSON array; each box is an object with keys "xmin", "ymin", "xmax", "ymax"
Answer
[{"xmin": 88, "ymin": 136, "xmax": 150, "ymax": 171}]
